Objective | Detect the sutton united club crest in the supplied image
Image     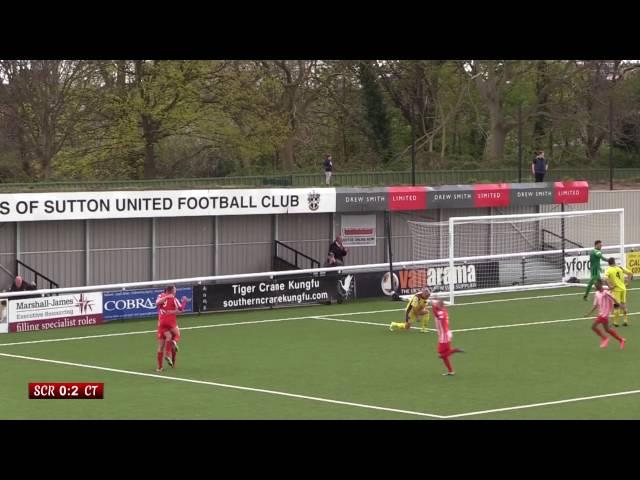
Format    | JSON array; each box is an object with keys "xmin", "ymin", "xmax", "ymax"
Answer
[{"xmin": 307, "ymin": 191, "xmax": 321, "ymax": 211}]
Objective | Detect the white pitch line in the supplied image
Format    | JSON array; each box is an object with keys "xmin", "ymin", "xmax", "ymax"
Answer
[
  {"xmin": 452, "ymin": 312, "xmax": 640, "ymax": 333},
  {"xmin": 312, "ymin": 312, "xmax": 640, "ymax": 333},
  {"xmin": 319, "ymin": 287, "xmax": 640, "ymax": 315},
  {"xmin": 311, "ymin": 316, "xmax": 436, "ymax": 332},
  {"xmin": 0, "ymin": 351, "xmax": 445, "ymax": 419},
  {"xmin": 441, "ymin": 389, "xmax": 640, "ymax": 419},
  {"xmin": 453, "ymin": 286, "xmax": 640, "ymax": 307},
  {"xmin": 325, "ymin": 308, "xmax": 404, "ymax": 316}
]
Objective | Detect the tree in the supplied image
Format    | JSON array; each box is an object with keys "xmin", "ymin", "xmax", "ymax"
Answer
[
  {"xmin": 357, "ymin": 61, "xmax": 393, "ymax": 162},
  {"xmin": 0, "ymin": 60, "xmax": 99, "ymax": 179},
  {"xmin": 460, "ymin": 60, "xmax": 590, "ymax": 163},
  {"xmin": 256, "ymin": 60, "xmax": 324, "ymax": 171},
  {"xmin": 70, "ymin": 60, "xmax": 212, "ymax": 179}
]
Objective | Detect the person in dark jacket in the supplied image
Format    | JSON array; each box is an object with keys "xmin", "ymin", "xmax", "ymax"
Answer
[
  {"xmin": 329, "ymin": 235, "xmax": 348, "ymax": 265},
  {"xmin": 323, "ymin": 154, "xmax": 333, "ymax": 185},
  {"xmin": 9, "ymin": 276, "xmax": 37, "ymax": 292},
  {"xmin": 8, "ymin": 275, "xmax": 38, "ymax": 300},
  {"xmin": 531, "ymin": 150, "xmax": 549, "ymax": 182}
]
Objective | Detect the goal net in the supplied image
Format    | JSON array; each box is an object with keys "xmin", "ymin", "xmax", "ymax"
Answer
[{"xmin": 406, "ymin": 208, "xmax": 625, "ymax": 304}]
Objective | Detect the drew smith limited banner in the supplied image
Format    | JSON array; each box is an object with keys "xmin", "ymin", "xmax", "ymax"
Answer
[
  {"xmin": 8, "ymin": 292, "xmax": 103, "ymax": 333},
  {"xmin": 0, "ymin": 188, "xmax": 336, "ymax": 222}
]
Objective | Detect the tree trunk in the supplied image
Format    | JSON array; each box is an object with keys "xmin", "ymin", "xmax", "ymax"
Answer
[
  {"xmin": 42, "ymin": 153, "xmax": 54, "ymax": 179},
  {"xmin": 440, "ymin": 121, "xmax": 446, "ymax": 160},
  {"xmin": 533, "ymin": 61, "xmax": 550, "ymax": 147},
  {"xmin": 485, "ymin": 123, "xmax": 508, "ymax": 162},
  {"xmin": 16, "ymin": 124, "xmax": 31, "ymax": 178},
  {"xmin": 342, "ymin": 120, "xmax": 349, "ymax": 164},
  {"xmin": 585, "ymin": 134, "xmax": 605, "ymax": 160},
  {"xmin": 279, "ymin": 135, "xmax": 296, "ymax": 171},
  {"xmin": 40, "ymin": 118, "xmax": 54, "ymax": 179},
  {"xmin": 116, "ymin": 60, "xmax": 127, "ymax": 89},
  {"xmin": 141, "ymin": 113, "xmax": 157, "ymax": 178},
  {"xmin": 143, "ymin": 140, "xmax": 157, "ymax": 179}
]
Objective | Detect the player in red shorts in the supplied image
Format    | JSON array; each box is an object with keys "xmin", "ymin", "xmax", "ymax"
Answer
[
  {"xmin": 156, "ymin": 285, "xmax": 188, "ymax": 372},
  {"xmin": 586, "ymin": 280, "xmax": 625, "ymax": 349},
  {"xmin": 431, "ymin": 299, "xmax": 465, "ymax": 376}
]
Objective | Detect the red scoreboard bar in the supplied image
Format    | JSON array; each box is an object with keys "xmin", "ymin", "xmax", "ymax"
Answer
[{"xmin": 29, "ymin": 383, "xmax": 104, "ymax": 399}]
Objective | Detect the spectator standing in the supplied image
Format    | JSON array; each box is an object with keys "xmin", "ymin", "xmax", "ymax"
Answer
[
  {"xmin": 323, "ymin": 154, "xmax": 333, "ymax": 185},
  {"xmin": 329, "ymin": 235, "xmax": 348, "ymax": 265},
  {"xmin": 532, "ymin": 150, "xmax": 549, "ymax": 182}
]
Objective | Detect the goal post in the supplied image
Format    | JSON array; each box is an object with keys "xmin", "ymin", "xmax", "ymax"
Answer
[{"xmin": 405, "ymin": 208, "xmax": 626, "ymax": 305}]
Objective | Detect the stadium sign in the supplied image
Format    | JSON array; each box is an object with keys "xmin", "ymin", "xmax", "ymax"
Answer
[
  {"xmin": 426, "ymin": 185, "xmax": 474, "ymax": 209},
  {"xmin": 103, "ymin": 287, "xmax": 193, "ymax": 321},
  {"xmin": 336, "ymin": 188, "xmax": 388, "ymax": 212},
  {"xmin": 563, "ymin": 254, "xmax": 623, "ymax": 281},
  {"xmin": 387, "ymin": 186, "xmax": 427, "ymax": 211},
  {"xmin": 334, "ymin": 182, "xmax": 588, "ymax": 213},
  {"xmin": 509, "ymin": 183, "xmax": 554, "ymax": 206},
  {"xmin": 341, "ymin": 214, "xmax": 376, "ymax": 247},
  {"xmin": 553, "ymin": 182, "xmax": 589, "ymax": 204},
  {"xmin": 7, "ymin": 292, "xmax": 103, "ymax": 333},
  {"xmin": 627, "ymin": 252, "xmax": 640, "ymax": 275},
  {"xmin": 473, "ymin": 184, "xmax": 511, "ymax": 208},
  {"xmin": 0, "ymin": 182, "xmax": 589, "ymax": 222},
  {"xmin": 196, "ymin": 276, "xmax": 339, "ymax": 312},
  {"xmin": 354, "ymin": 262, "xmax": 500, "ymax": 298},
  {"xmin": 0, "ymin": 188, "xmax": 336, "ymax": 222}
]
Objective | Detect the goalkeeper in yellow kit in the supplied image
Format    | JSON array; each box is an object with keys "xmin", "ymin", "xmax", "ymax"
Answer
[
  {"xmin": 389, "ymin": 287, "xmax": 431, "ymax": 333},
  {"xmin": 605, "ymin": 257, "xmax": 634, "ymax": 327}
]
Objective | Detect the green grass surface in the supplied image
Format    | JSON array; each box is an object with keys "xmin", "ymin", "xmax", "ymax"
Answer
[{"xmin": 1, "ymin": 284, "xmax": 639, "ymax": 419}]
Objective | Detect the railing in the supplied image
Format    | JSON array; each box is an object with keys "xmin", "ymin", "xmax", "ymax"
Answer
[
  {"xmin": 2, "ymin": 168, "xmax": 640, "ymax": 192},
  {"xmin": 273, "ymin": 240, "xmax": 321, "ymax": 271},
  {"xmin": 16, "ymin": 260, "xmax": 59, "ymax": 290},
  {"xmin": 3, "ymin": 243, "xmax": 639, "ymax": 300},
  {"xmin": 272, "ymin": 256, "xmax": 298, "ymax": 272}
]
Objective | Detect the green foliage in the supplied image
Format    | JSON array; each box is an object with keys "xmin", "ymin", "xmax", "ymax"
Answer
[
  {"xmin": 357, "ymin": 61, "xmax": 393, "ymax": 162},
  {"xmin": 1, "ymin": 60, "xmax": 640, "ymax": 182}
]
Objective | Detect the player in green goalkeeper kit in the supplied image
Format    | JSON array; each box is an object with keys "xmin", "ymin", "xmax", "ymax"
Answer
[{"xmin": 584, "ymin": 240, "xmax": 606, "ymax": 301}]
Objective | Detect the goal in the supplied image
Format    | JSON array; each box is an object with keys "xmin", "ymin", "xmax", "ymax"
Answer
[{"xmin": 407, "ymin": 208, "xmax": 625, "ymax": 304}]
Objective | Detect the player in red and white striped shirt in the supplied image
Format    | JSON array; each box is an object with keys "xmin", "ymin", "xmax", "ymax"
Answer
[
  {"xmin": 586, "ymin": 280, "xmax": 625, "ymax": 349},
  {"xmin": 432, "ymin": 299, "xmax": 464, "ymax": 376},
  {"xmin": 156, "ymin": 285, "xmax": 188, "ymax": 372}
]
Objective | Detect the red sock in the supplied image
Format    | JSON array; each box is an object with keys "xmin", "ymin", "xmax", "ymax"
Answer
[
  {"xmin": 157, "ymin": 352, "xmax": 163, "ymax": 369},
  {"xmin": 172, "ymin": 350, "xmax": 176, "ymax": 366},
  {"xmin": 441, "ymin": 356, "xmax": 453, "ymax": 373},
  {"xmin": 451, "ymin": 348, "xmax": 462, "ymax": 355},
  {"xmin": 165, "ymin": 343, "xmax": 172, "ymax": 356},
  {"xmin": 606, "ymin": 327, "xmax": 623, "ymax": 342},
  {"xmin": 592, "ymin": 326, "xmax": 606, "ymax": 339}
]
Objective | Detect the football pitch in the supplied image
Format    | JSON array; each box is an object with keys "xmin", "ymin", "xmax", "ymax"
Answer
[{"xmin": 1, "ymin": 282, "xmax": 639, "ymax": 420}]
